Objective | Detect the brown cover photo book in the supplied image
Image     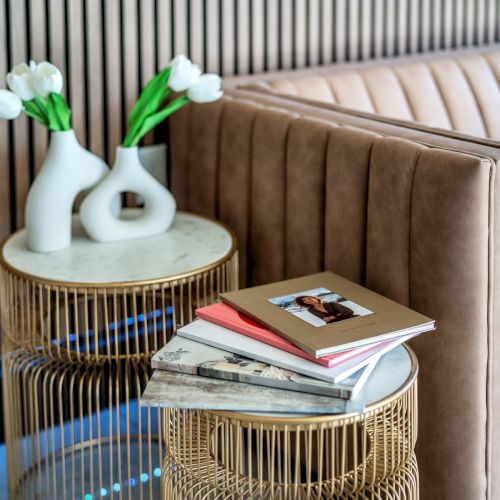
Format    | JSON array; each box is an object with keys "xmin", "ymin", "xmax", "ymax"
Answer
[{"xmin": 220, "ymin": 271, "xmax": 435, "ymax": 358}]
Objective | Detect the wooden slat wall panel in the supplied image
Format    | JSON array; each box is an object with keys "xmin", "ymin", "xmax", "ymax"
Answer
[
  {"xmin": 0, "ymin": 0, "xmax": 10, "ymax": 238},
  {"xmin": 0, "ymin": 0, "xmax": 499, "ymax": 240},
  {"xmin": 8, "ymin": 0, "xmax": 29, "ymax": 229},
  {"xmin": 28, "ymin": 0, "xmax": 48, "ymax": 175},
  {"xmin": 103, "ymin": 0, "xmax": 123, "ymax": 166},
  {"xmin": 85, "ymin": 0, "xmax": 105, "ymax": 158}
]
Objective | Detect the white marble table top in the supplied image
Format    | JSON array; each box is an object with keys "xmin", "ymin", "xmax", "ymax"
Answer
[
  {"xmin": 2, "ymin": 211, "xmax": 235, "ymax": 285},
  {"xmin": 250, "ymin": 344, "xmax": 413, "ymax": 417}
]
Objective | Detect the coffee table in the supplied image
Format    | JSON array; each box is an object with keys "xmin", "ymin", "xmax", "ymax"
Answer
[
  {"xmin": 0, "ymin": 211, "xmax": 238, "ymax": 499},
  {"xmin": 142, "ymin": 344, "xmax": 419, "ymax": 499}
]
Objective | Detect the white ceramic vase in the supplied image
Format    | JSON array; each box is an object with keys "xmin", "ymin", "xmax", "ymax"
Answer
[
  {"xmin": 25, "ymin": 129, "xmax": 111, "ymax": 253},
  {"xmin": 80, "ymin": 146, "xmax": 176, "ymax": 242}
]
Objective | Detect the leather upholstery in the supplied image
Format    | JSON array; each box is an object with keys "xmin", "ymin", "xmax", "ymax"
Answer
[
  {"xmin": 168, "ymin": 91, "xmax": 500, "ymax": 499},
  {"xmin": 227, "ymin": 45, "xmax": 500, "ymax": 141}
]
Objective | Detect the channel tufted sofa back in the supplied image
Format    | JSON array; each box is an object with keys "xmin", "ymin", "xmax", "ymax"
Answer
[
  {"xmin": 168, "ymin": 91, "xmax": 500, "ymax": 500},
  {"xmin": 228, "ymin": 45, "xmax": 500, "ymax": 143}
]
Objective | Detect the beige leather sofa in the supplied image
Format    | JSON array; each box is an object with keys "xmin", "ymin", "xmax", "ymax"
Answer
[
  {"xmin": 168, "ymin": 47, "xmax": 500, "ymax": 500},
  {"xmin": 226, "ymin": 44, "xmax": 500, "ymax": 144}
]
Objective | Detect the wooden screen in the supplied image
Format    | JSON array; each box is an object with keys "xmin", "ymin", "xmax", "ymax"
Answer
[{"xmin": 0, "ymin": 0, "xmax": 499, "ymax": 241}]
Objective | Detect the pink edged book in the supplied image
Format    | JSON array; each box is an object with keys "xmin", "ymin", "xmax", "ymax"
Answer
[{"xmin": 196, "ymin": 302, "xmax": 391, "ymax": 368}]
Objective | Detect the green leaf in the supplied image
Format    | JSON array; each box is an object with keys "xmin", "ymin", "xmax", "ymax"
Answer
[
  {"xmin": 22, "ymin": 107, "xmax": 48, "ymax": 126},
  {"xmin": 49, "ymin": 93, "xmax": 72, "ymax": 130},
  {"xmin": 22, "ymin": 100, "xmax": 49, "ymax": 126},
  {"xmin": 124, "ymin": 95, "xmax": 189, "ymax": 147},
  {"xmin": 128, "ymin": 67, "xmax": 171, "ymax": 129},
  {"xmin": 37, "ymin": 96, "xmax": 62, "ymax": 131}
]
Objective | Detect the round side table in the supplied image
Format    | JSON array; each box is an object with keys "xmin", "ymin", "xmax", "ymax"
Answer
[
  {"xmin": 0, "ymin": 212, "xmax": 238, "ymax": 499},
  {"xmin": 161, "ymin": 345, "xmax": 419, "ymax": 499}
]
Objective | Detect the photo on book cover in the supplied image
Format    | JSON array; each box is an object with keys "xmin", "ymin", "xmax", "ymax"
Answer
[{"xmin": 268, "ymin": 287, "xmax": 373, "ymax": 328}]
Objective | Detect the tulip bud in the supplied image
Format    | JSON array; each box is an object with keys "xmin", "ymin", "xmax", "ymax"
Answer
[
  {"xmin": 0, "ymin": 89, "xmax": 23, "ymax": 119},
  {"xmin": 187, "ymin": 74, "xmax": 223, "ymax": 103},
  {"xmin": 6, "ymin": 62, "xmax": 36, "ymax": 101},
  {"xmin": 32, "ymin": 61, "xmax": 64, "ymax": 98},
  {"xmin": 168, "ymin": 55, "xmax": 201, "ymax": 92}
]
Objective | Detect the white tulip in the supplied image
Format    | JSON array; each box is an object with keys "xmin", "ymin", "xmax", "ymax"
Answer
[
  {"xmin": 187, "ymin": 74, "xmax": 223, "ymax": 103},
  {"xmin": 6, "ymin": 62, "xmax": 36, "ymax": 100},
  {"xmin": 32, "ymin": 61, "xmax": 63, "ymax": 98},
  {"xmin": 168, "ymin": 55, "xmax": 201, "ymax": 92},
  {"xmin": 0, "ymin": 89, "xmax": 23, "ymax": 119}
]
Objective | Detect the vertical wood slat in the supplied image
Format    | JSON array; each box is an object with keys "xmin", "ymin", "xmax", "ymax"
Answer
[
  {"xmin": 85, "ymin": 0, "xmax": 105, "ymax": 157},
  {"xmin": 190, "ymin": 0, "xmax": 204, "ymax": 67},
  {"xmin": 360, "ymin": 0, "xmax": 372, "ymax": 60},
  {"xmin": 0, "ymin": 0, "xmax": 10, "ymax": 238},
  {"xmin": 237, "ymin": 0, "xmax": 250, "ymax": 74},
  {"xmin": 67, "ymin": 0, "xmax": 86, "ymax": 147},
  {"xmin": 385, "ymin": 0, "xmax": 397, "ymax": 56},
  {"xmin": 266, "ymin": 0, "xmax": 279, "ymax": 70},
  {"xmin": 280, "ymin": 0, "xmax": 293, "ymax": 69},
  {"xmin": 28, "ymin": 0, "xmax": 48, "ymax": 175},
  {"xmin": 122, "ymin": 0, "xmax": 139, "ymax": 135},
  {"xmin": 206, "ymin": 0, "xmax": 220, "ymax": 73},
  {"xmin": 251, "ymin": 0, "xmax": 265, "ymax": 73},
  {"xmin": 321, "ymin": 0, "xmax": 333, "ymax": 64},
  {"xmin": 221, "ymin": 0, "xmax": 235, "ymax": 75},
  {"xmin": 139, "ymin": 0, "xmax": 156, "ymax": 145},
  {"xmin": 173, "ymin": 0, "xmax": 188, "ymax": 58},
  {"xmin": 0, "ymin": 0, "xmax": 499, "ymax": 240},
  {"xmin": 156, "ymin": 0, "xmax": 172, "ymax": 70},
  {"xmin": 104, "ymin": 0, "xmax": 123, "ymax": 165},
  {"xmin": 294, "ymin": 0, "xmax": 307, "ymax": 68},
  {"xmin": 9, "ymin": 0, "xmax": 29, "ymax": 229}
]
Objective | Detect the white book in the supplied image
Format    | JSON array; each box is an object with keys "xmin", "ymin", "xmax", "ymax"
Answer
[
  {"xmin": 152, "ymin": 335, "xmax": 377, "ymax": 399},
  {"xmin": 177, "ymin": 319, "xmax": 415, "ymax": 384}
]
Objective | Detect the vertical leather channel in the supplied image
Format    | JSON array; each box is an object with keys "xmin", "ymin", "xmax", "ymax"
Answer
[
  {"xmin": 169, "ymin": 105, "xmax": 191, "ymax": 210},
  {"xmin": 324, "ymin": 72, "xmax": 376, "ymax": 113},
  {"xmin": 359, "ymin": 67, "xmax": 415, "ymax": 122},
  {"xmin": 218, "ymin": 100, "xmax": 259, "ymax": 287},
  {"xmin": 366, "ymin": 137, "xmax": 426, "ymax": 305},
  {"xmin": 186, "ymin": 101, "xmax": 224, "ymax": 217},
  {"xmin": 285, "ymin": 118, "xmax": 331, "ymax": 278},
  {"xmin": 285, "ymin": 76, "xmax": 337, "ymax": 103},
  {"xmin": 250, "ymin": 108, "xmax": 296, "ymax": 286},
  {"xmin": 393, "ymin": 62, "xmax": 453, "ymax": 131},
  {"xmin": 428, "ymin": 58, "xmax": 487, "ymax": 137},
  {"xmin": 324, "ymin": 127, "xmax": 378, "ymax": 284},
  {"xmin": 411, "ymin": 149, "xmax": 491, "ymax": 500},
  {"xmin": 457, "ymin": 55, "xmax": 500, "ymax": 140}
]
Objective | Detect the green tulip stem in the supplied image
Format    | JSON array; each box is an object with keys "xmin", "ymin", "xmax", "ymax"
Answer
[{"xmin": 123, "ymin": 94, "xmax": 189, "ymax": 148}]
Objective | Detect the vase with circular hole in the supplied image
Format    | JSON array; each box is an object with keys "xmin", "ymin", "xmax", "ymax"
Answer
[
  {"xmin": 25, "ymin": 129, "xmax": 112, "ymax": 253},
  {"xmin": 79, "ymin": 146, "xmax": 176, "ymax": 242}
]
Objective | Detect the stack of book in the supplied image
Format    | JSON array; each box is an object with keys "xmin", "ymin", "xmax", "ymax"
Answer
[{"xmin": 152, "ymin": 271, "xmax": 434, "ymax": 413}]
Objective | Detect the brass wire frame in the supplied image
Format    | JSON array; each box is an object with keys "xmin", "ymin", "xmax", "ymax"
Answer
[
  {"xmin": 161, "ymin": 348, "xmax": 418, "ymax": 499},
  {"xmin": 0, "ymin": 235, "xmax": 239, "ymax": 364},
  {"xmin": 0, "ymin": 221, "xmax": 239, "ymax": 499},
  {"xmin": 161, "ymin": 453, "xmax": 419, "ymax": 499}
]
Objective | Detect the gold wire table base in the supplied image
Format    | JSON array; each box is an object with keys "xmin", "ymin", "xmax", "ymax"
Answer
[
  {"xmin": 160, "ymin": 350, "xmax": 418, "ymax": 500},
  {"xmin": 161, "ymin": 453, "xmax": 419, "ymax": 499},
  {"xmin": 0, "ymin": 216, "xmax": 239, "ymax": 499},
  {"xmin": 2, "ymin": 347, "xmax": 163, "ymax": 499}
]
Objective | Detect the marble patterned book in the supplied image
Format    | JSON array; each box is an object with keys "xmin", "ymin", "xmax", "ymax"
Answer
[
  {"xmin": 141, "ymin": 370, "xmax": 365, "ymax": 414},
  {"xmin": 151, "ymin": 335, "xmax": 377, "ymax": 399}
]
